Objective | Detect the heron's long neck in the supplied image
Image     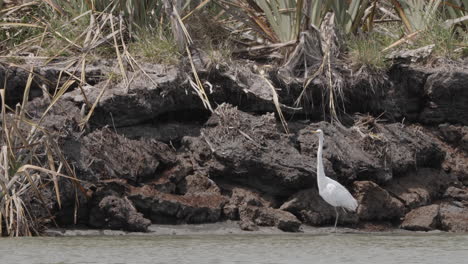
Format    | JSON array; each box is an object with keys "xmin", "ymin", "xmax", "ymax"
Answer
[{"xmin": 316, "ymin": 136, "xmax": 326, "ymax": 188}]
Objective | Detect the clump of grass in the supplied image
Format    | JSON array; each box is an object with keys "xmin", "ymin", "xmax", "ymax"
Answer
[
  {"xmin": 0, "ymin": 74, "xmax": 82, "ymax": 237},
  {"xmin": 106, "ymin": 71, "xmax": 123, "ymax": 84},
  {"xmin": 128, "ymin": 32, "xmax": 180, "ymax": 65},
  {"xmin": 411, "ymin": 17, "xmax": 463, "ymax": 59},
  {"xmin": 346, "ymin": 33, "xmax": 394, "ymax": 71},
  {"xmin": 206, "ymin": 40, "xmax": 233, "ymax": 68},
  {"xmin": 0, "ymin": 4, "xmax": 45, "ymax": 54}
]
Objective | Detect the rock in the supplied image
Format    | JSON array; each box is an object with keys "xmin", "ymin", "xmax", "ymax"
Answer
[
  {"xmin": 128, "ymin": 186, "xmax": 227, "ymax": 224},
  {"xmin": 438, "ymin": 124, "xmax": 468, "ymax": 152},
  {"xmin": 280, "ymin": 188, "xmax": 358, "ymax": 226},
  {"xmin": 386, "ymin": 169, "xmax": 449, "ymax": 209},
  {"xmin": 145, "ymin": 176, "xmax": 176, "ymax": 194},
  {"xmin": 62, "ymin": 62, "xmax": 291, "ymax": 129},
  {"xmin": 400, "ymin": 204, "xmax": 440, "ymax": 231},
  {"xmin": 63, "ymin": 128, "xmax": 176, "ymax": 182},
  {"xmin": 439, "ymin": 202, "xmax": 468, "ymax": 232},
  {"xmin": 422, "ymin": 125, "xmax": 468, "ymax": 185},
  {"xmin": 117, "ymin": 122, "xmax": 203, "ymax": 142},
  {"xmin": 298, "ymin": 121, "xmax": 444, "ymax": 183},
  {"xmin": 219, "ymin": 186, "xmax": 300, "ymax": 232},
  {"xmin": 386, "ymin": 64, "xmax": 431, "ymax": 122},
  {"xmin": 420, "ymin": 69, "xmax": 468, "ymax": 125},
  {"xmin": 26, "ymin": 98, "xmax": 82, "ymax": 134},
  {"xmin": 64, "ymin": 65, "xmax": 187, "ymax": 128},
  {"xmin": 223, "ymin": 204, "xmax": 239, "ymax": 220},
  {"xmin": 227, "ymin": 186, "xmax": 273, "ymax": 208},
  {"xmin": 438, "ymin": 124, "xmax": 464, "ymax": 144},
  {"xmin": 444, "ymin": 186, "xmax": 468, "ymax": 205},
  {"xmin": 387, "ymin": 45, "xmax": 435, "ymax": 63},
  {"xmin": 238, "ymin": 205, "xmax": 301, "ymax": 232},
  {"xmin": 298, "ymin": 122, "xmax": 389, "ymax": 183},
  {"xmin": 378, "ymin": 124, "xmax": 445, "ymax": 175},
  {"xmin": 0, "ymin": 60, "xmax": 110, "ymax": 106},
  {"xmin": 239, "ymin": 220, "xmax": 259, "ymax": 231},
  {"xmin": 187, "ymin": 104, "xmax": 316, "ymax": 196},
  {"xmin": 353, "ymin": 181, "xmax": 405, "ymax": 221},
  {"xmin": 88, "ymin": 195, "xmax": 151, "ymax": 232},
  {"xmin": 385, "ymin": 64, "xmax": 468, "ymax": 126},
  {"xmin": 178, "ymin": 174, "xmax": 220, "ymax": 195},
  {"xmin": 221, "ymin": 186, "xmax": 272, "ymax": 220}
]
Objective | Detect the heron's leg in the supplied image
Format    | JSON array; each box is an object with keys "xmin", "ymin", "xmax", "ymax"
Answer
[{"xmin": 334, "ymin": 207, "xmax": 339, "ymax": 232}]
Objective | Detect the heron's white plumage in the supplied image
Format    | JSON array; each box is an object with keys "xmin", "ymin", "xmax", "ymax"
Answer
[
  {"xmin": 313, "ymin": 129, "xmax": 359, "ymax": 230},
  {"xmin": 319, "ymin": 178, "xmax": 358, "ymax": 211}
]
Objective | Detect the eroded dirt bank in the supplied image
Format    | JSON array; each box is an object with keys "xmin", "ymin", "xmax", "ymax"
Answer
[{"xmin": 1, "ymin": 58, "xmax": 468, "ymax": 233}]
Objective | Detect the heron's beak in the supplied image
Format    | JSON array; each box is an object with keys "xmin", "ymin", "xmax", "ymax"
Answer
[{"xmin": 311, "ymin": 130, "xmax": 318, "ymax": 133}]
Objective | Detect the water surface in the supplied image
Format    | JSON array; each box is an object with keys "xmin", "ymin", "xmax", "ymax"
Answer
[{"xmin": 1, "ymin": 232, "xmax": 467, "ymax": 264}]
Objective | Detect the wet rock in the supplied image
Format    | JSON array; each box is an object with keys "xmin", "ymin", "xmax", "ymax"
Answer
[
  {"xmin": 386, "ymin": 169, "xmax": 449, "ymax": 209},
  {"xmin": 188, "ymin": 104, "xmax": 316, "ymax": 196},
  {"xmin": 280, "ymin": 188, "xmax": 358, "ymax": 226},
  {"xmin": 88, "ymin": 195, "xmax": 151, "ymax": 232},
  {"xmin": 439, "ymin": 202, "xmax": 468, "ymax": 232},
  {"xmin": 239, "ymin": 219, "xmax": 259, "ymax": 231},
  {"xmin": 353, "ymin": 181, "xmax": 405, "ymax": 221},
  {"xmin": 420, "ymin": 69, "xmax": 468, "ymax": 125},
  {"xmin": 129, "ymin": 185, "xmax": 227, "ymax": 224},
  {"xmin": 238, "ymin": 205, "xmax": 301, "ymax": 232},
  {"xmin": 400, "ymin": 204, "xmax": 440, "ymax": 231},
  {"xmin": 298, "ymin": 121, "xmax": 444, "ymax": 183}
]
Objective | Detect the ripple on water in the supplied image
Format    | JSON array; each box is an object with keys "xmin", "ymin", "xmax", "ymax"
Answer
[{"xmin": 0, "ymin": 233, "xmax": 467, "ymax": 264}]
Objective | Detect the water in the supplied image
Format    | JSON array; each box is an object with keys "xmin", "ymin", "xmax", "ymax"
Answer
[{"xmin": 1, "ymin": 233, "xmax": 467, "ymax": 264}]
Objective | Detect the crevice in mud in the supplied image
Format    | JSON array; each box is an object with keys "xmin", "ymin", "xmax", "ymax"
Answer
[{"xmin": 111, "ymin": 108, "xmax": 212, "ymax": 146}]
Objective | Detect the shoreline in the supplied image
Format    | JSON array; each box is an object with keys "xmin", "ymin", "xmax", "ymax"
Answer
[{"xmin": 43, "ymin": 221, "xmax": 440, "ymax": 237}]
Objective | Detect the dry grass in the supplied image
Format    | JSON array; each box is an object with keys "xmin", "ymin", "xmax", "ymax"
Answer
[
  {"xmin": 0, "ymin": 83, "xmax": 83, "ymax": 237},
  {"xmin": 128, "ymin": 32, "xmax": 180, "ymax": 65}
]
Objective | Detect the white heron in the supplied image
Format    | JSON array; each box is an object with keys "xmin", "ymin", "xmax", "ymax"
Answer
[{"xmin": 312, "ymin": 129, "xmax": 358, "ymax": 232}]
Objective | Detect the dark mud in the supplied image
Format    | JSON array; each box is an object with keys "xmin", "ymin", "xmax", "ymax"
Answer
[{"xmin": 1, "ymin": 58, "xmax": 468, "ymax": 234}]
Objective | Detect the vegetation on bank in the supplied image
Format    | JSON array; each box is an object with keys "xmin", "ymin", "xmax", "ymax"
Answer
[{"xmin": 0, "ymin": 0, "xmax": 467, "ymax": 237}]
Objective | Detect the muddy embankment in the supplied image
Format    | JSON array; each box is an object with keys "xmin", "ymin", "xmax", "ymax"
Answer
[{"xmin": 1, "ymin": 58, "xmax": 468, "ymax": 233}]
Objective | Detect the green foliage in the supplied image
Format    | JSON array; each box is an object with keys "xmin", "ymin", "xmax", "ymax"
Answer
[
  {"xmin": 398, "ymin": 0, "xmax": 442, "ymax": 31},
  {"xmin": 246, "ymin": 0, "xmax": 371, "ymax": 42},
  {"xmin": 347, "ymin": 32, "xmax": 395, "ymax": 70},
  {"xmin": 412, "ymin": 17, "xmax": 462, "ymax": 58},
  {"xmin": 59, "ymin": 0, "xmax": 165, "ymax": 30},
  {"xmin": 254, "ymin": 0, "xmax": 298, "ymax": 42},
  {"xmin": 329, "ymin": 0, "xmax": 370, "ymax": 33}
]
